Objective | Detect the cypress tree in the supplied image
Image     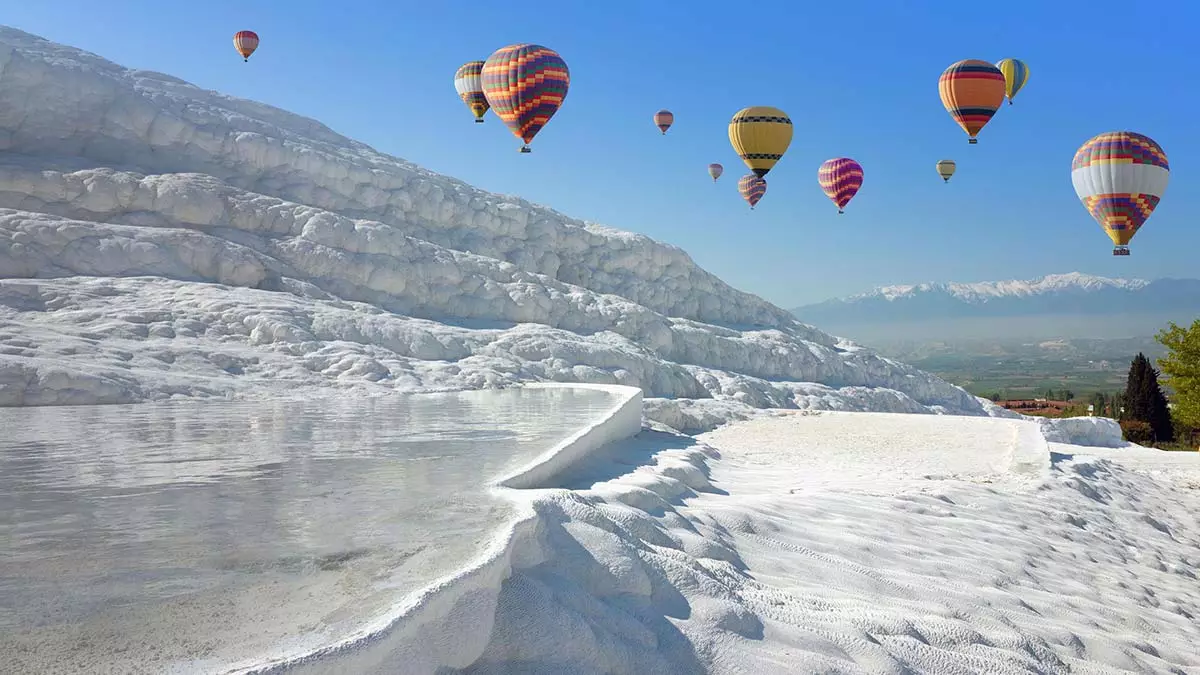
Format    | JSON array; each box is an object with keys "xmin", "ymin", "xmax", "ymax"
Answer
[
  {"xmin": 1124, "ymin": 353, "xmax": 1151, "ymax": 422},
  {"xmin": 1143, "ymin": 361, "xmax": 1175, "ymax": 442}
]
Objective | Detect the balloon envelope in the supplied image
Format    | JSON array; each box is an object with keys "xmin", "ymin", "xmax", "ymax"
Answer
[
  {"xmin": 936, "ymin": 159, "xmax": 957, "ymax": 182},
  {"xmin": 654, "ymin": 109, "xmax": 674, "ymax": 134},
  {"xmin": 728, "ymin": 106, "xmax": 793, "ymax": 177},
  {"xmin": 995, "ymin": 58, "xmax": 1030, "ymax": 105},
  {"xmin": 1071, "ymin": 131, "xmax": 1169, "ymax": 250},
  {"xmin": 482, "ymin": 44, "xmax": 570, "ymax": 151},
  {"xmin": 454, "ymin": 61, "xmax": 490, "ymax": 122},
  {"xmin": 708, "ymin": 163, "xmax": 723, "ymax": 182},
  {"xmin": 817, "ymin": 158, "xmax": 864, "ymax": 213},
  {"xmin": 938, "ymin": 60, "xmax": 1006, "ymax": 143},
  {"xmin": 738, "ymin": 174, "xmax": 767, "ymax": 209},
  {"xmin": 233, "ymin": 31, "xmax": 259, "ymax": 61}
]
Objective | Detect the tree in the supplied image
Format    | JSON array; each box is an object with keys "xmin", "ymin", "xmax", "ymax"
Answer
[
  {"xmin": 1156, "ymin": 319, "xmax": 1200, "ymax": 429},
  {"xmin": 1122, "ymin": 352, "xmax": 1174, "ymax": 442}
]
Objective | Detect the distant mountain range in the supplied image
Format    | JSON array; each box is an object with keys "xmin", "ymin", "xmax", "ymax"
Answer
[{"xmin": 791, "ymin": 273, "xmax": 1200, "ymax": 342}]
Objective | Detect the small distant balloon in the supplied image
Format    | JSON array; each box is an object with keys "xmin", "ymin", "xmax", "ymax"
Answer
[
  {"xmin": 995, "ymin": 58, "xmax": 1030, "ymax": 105},
  {"xmin": 739, "ymin": 174, "xmax": 767, "ymax": 210},
  {"xmin": 938, "ymin": 59, "xmax": 1006, "ymax": 144},
  {"xmin": 708, "ymin": 163, "xmax": 723, "ymax": 182},
  {"xmin": 654, "ymin": 109, "xmax": 674, "ymax": 135},
  {"xmin": 482, "ymin": 44, "xmax": 570, "ymax": 153},
  {"xmin": 936, "ymin": 159, "xmax": 957, "ymax": 183},
  {"xmin": 454, "ymin": 60, "xmax": 490, "ymax": 123},
  {"xmin": 233, "ymin": 31, "xmax": 259, "ymax": 62},
  {"xmin": 817, "ymin": 158, "xmax": 864, "ymax": 214}
]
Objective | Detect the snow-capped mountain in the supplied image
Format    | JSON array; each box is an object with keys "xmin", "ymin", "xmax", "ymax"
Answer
[
  {"xmin": 0, "ymin": 26, "xmax": 988, "ymax": 428},
  {"xmin": 793, "ymin": 272, "xmax": 1200, "ymax": 325}
]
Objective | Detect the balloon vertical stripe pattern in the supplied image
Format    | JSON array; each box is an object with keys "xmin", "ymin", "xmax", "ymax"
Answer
[
  {"xmin": 938, "ymin": 60, "xmax": 1006, "ymax": 143},
  {"xmin": 233, "ymin": 31, "xmax": 259, "ymax": 61},
  {"xmin": 817, "ymin": 158, "xmax": 864, "ymax": 213},
  {"xmin": 1071, "ymin": 131, "xmax": 1169, "ymax": 250},
  {"xmin": 481, "ymin": 44, "xmax": 570, "ymax": 151},
  {"xmin": 995, "ymin": 58, "xmax": 1030, "ymax": 105},
  {"xmin": 454, "ymin": 61, "xmax": 490, "ymax": 122},
  {"xmin": 739, "ymin": 174, "xmax": 767, "ymax": 209}
]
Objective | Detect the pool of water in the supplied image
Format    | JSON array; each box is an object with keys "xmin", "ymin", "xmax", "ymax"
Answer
[{"xmin": 0, "ymin": 386, "xmax": 622, "ymax": 674}]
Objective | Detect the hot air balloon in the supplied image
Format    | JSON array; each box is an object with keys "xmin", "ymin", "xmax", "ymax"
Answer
[
  {"xmin": 817, "ymin": 158, "xmax": 864, "ymax": 214},
  {"xmin": 481, "ymin": 44, "xmax": 570, "ymax": 153},
  {"xmin": 995, "ymin": 58, "xmax": 1030, "ymax": 105},
  {"xmin": 938, "ymin": 60, "xmax": 1006, "ymax": 144},
  {"xmin": 729, "ymin": 106, "xmax": 793, "ymax": 177},
  {"xmin": 454, "ymin": 61, "xmax": 490, "ymax": 123},
  {"xmin": 233, "ymin": 31, "xmax": 259, "ymax": 62},
  {"xmin": 708, "ymin": 163, "xmax": 723, "ymax": 182},
  {"xmin": 1071, "ymin": 131, "xmax": 1169, "ymax": 256},
  {"xmin": 739, "ymin": 174, "xmax": 767, "ymax": 210},
  {"xmin": 936, "ymin": 159, "xmax": 957, "ymax": 183},
  {"xmin": 654, "ymin": 110, "xmax": 674, "ymax": 135}
]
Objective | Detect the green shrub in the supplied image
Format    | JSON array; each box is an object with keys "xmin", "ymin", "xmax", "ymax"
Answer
[{"xmin": 1120, "ymin": 419, "xmax": 1154, "ymax": 445}]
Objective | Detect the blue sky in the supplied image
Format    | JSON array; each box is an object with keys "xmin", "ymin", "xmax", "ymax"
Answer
[{"xmin": 6, "ymin": 1, "xmax": 1197, "ymax": 307}]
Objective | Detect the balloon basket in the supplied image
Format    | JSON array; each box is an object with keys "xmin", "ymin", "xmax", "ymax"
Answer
[
  {"xmin": 1113, "ymin": 246, "xmax": 1130, "ymax": 256},
  {"xmin": 475, "ymin": 119, "xmax": 484, "ymax": 124},
  {"xmin": 519, "ymin": 145, "xmax": 531, "ymax": 154},
  {"xmin": 968, "ymin": 138, "xmax": 977, "ymax": 145}
]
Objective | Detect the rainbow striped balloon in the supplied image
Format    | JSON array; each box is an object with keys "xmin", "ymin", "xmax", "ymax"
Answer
[
  {"xmin": 481, "ymin": 44, "xmax": 570, "ymax": 152},
  {"xmin": 454, "ymin": 61, "xmax": 490, "ymax": 123},
  {"xmin": 1071, "ymin": 131, "xmax": 1169, "ymax": 254},
  {"xmin": 739, "ymin": 174, "xmax": 767, "ymax": 210},
  {"xmin": 817, "ymin": 158, "xmax": 864, "ymax": 214},
  {"xmin": 938, "ymin": 59, "xmax": 1006, "ymax": 144}
]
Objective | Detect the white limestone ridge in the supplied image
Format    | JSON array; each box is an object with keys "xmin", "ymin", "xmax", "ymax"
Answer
[{"xmin": 0, "ymin": 26, "xmax": 988, "ymax": 426}]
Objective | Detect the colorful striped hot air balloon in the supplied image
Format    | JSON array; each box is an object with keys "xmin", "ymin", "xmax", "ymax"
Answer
[
  {"xmin": 729, "ymin": 106, "xmax": 793, "ymax": 177},
  {"xmin": 938, "ymin": 60, "xmax": 1006, "ymax": 144},
  {"xmin": 233, "ymin": 31, "xmax": 259, "ymax": 62},
  {"xmin": 995, "ymin": 58, "xmax": 1030, "ymax": 105},
  {"xmin": 454, "ymin": 61, "xmax": 490, "ymax": 123},
  {"xmin": 1071, "ymin": 131, "xmax": 1169, "ymax": 256},
  {"xmin": 739, "ymin": 174, "xmax": 767, "ymax": 210},
  {"xmin": 817, "ymin": 158, "xmax": 864, "ymax": 214},
  {"xmin": 481, "ymin": 44, "xmax": 570, "ymax": 153},
  {"xmin": 708, "ymin": 163, "xmax": 723, "ymax": 182},
  {"xmin": 936, "ymin": 159, "xmax": 957, "ymax": 183},
  {"xmin": 654, "ymin": 110, "xmax": 674, "ymax": 134}
]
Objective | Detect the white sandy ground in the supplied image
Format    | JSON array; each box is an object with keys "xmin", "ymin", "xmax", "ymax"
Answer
[{"xmin": 428, "ymin": 413, "xmax": 1200, "ymax": 675}]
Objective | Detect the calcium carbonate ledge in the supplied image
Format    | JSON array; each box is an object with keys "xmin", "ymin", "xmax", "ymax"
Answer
[{"xmin": 230, "ymin": 382, "xmax": 645, "ymax": 675}]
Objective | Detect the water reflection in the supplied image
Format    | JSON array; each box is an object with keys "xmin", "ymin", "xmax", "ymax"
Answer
[{"xmin": 0, "ymin": 386, "xmax": 619, "ymax": 673}]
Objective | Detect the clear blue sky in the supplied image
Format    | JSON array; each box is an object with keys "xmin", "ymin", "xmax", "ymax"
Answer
[{"xmin": 6, "ymin": 1, "xmax": 1197, "ymax": 307}]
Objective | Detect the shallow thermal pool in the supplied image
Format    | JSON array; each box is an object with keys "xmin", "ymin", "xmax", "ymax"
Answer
[{"xmin": 0, "ymin": 386, "xmax": 622, "ymax": 673}]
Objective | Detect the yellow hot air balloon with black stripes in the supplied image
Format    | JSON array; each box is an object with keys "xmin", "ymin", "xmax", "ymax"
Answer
[{"xmin": 728, "ymin": 106, "xmax": 793, "ymax": 177}]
